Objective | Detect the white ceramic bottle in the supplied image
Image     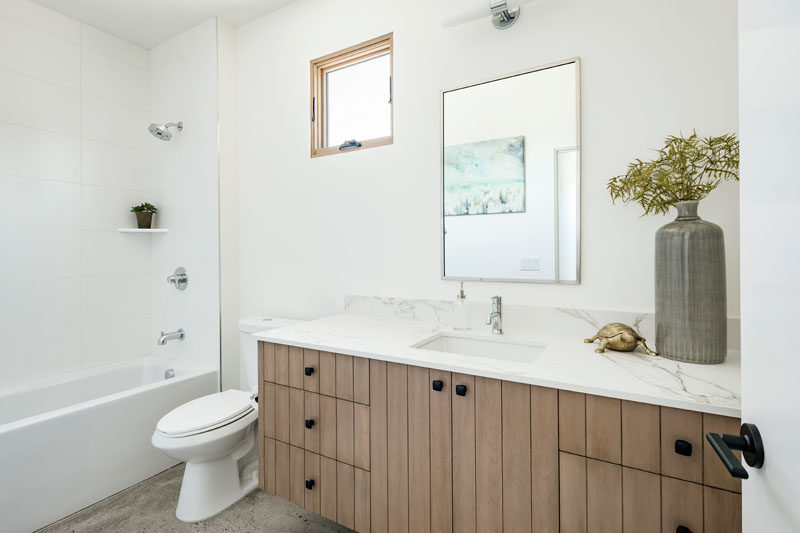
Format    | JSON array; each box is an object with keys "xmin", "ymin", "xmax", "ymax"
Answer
[{"xmin": 453, "ymin": 282, "xmax": 471, "ymax": 331}]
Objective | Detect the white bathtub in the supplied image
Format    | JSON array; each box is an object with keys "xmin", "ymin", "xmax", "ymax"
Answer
[{"xmin": 0, "ymin": 356, "xmax": 217, "ymax": 533}]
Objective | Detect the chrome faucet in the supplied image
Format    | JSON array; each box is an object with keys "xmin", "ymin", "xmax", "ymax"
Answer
[
  {"xmin": 485, "ymin": 296, "xmax": 503, "ymax": 335},
  {"xmin": 158, "ymin": 328, "xmax": 185, "ymax": 345}
]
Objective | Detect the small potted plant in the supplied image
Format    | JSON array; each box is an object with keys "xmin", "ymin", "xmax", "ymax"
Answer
[{"xmin": 131, "ymin": 202, "xmax": 158, "ymax": 229}]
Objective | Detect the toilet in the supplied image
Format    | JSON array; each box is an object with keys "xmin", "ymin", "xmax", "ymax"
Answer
[{"xmin": 151, "ymin": 316, "xmax": 302, "ymax": 522}]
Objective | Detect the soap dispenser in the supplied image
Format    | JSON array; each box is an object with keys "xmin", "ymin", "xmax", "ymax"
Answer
[{"xmin": 453, "ymin": 282, "xmax": 471, "ymax": 331}]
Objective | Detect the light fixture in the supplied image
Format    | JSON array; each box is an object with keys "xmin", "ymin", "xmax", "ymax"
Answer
[{"xmin": 491, "ymin": 0, "xmax": 520, "ymax": 29}]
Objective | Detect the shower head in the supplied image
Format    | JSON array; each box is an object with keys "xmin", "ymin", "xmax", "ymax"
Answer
[{"xmin": 148, "ymin": 121, "xmax": 183, "ymax": 141}]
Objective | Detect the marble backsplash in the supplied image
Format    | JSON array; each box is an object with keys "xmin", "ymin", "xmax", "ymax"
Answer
[{"xmin": 344, "ymin": 295, "xmax": 741, "ymax": 351}]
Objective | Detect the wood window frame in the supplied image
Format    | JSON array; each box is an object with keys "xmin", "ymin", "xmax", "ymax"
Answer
[{"xmin": 310, "ymin": 33, "xmax": 393, "ymax": 158}]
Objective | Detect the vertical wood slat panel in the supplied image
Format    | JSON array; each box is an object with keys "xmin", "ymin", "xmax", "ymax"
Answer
[
  {"xmin": 387, "ymin": 362, "xmax": 409, "ymax": 533},
  {"xmin": 502, "ymin": 381, "xmax": 532, "ymax": 533},
  {"xmin": 354, "ymin": 356, "xmax": 370, "ymax": 404},
  {"xmin": 586, "ymin": 458, "xmax": 622, "ymax": 533},
  {"xmin": 289, "ymin": 388, "xmax": 305, "ymax": 448},
  {"xmin": 475, "ymin": 377, "xmax": 502, "ymax": 533},
  {"xmin": 661, "ymin": 407, "xmax": 703, "ymax": 483},
  {"xmin": 430, "ymin": 370, "xmax": 453, "ymax": 533},
  {"xmin": 304, "ymin": 391, "xmax": 320, "ymax": 453},
  {"xmin": 290, "ymin": 445, "xmax": 305, "ymax": 507},
  {"xmin": 290, "ymin": 346, "xmax": 304, "ymax": 389},
  {"xmin": 304, "ymin": 451, "xmax": 320, "ymax": 514},
  {"xmin": 355, "ymin": 467, "xmax": 372, "ymax": 533},
  {"xmin": 370, "ymin": 360, "xmax": 389, "ymax": 533},
  {"xmin": 264, "ymin": 382, "xmax": 277, "ymax": 439},
  {"xmin": 258, "ymin": 342, "xmax": 265, "ymax": 490},
  {"xmin": 559, "ymin": 390, "xmax": 586, "ymax": 455},
  {"xmin": 275, "ymin": 385, "xmax": 290, "ymax": 443},
  {"xmin": 621, "ymin": 401, "xmax": 660, "ymax": 473},
  {"xmin": 354, "ymin": 402, "xmax": 371, "ymax": 471},
  {"xmin": 703, "ymin": 486, "xmax": 742, "ymax": 533},
  {"xmin": 275, "ymin": 344, "xmax": 289, "ymax": 386},
  {"xmin": 320, "ymin": 395, "xmax": 337, "ymax": 459},
  {"xmin": 338, "ymin": 461, "xmax": 356, "ymax": 530},
  {"xmin": 264, "ymin": 437, "xmax": 276, "ymax": 494},
  {"xmin": 304, "ymin": 349, "xmax": 320, "ymax": 392},
  {"xmin": 320, "ymin": 351, "xmax": 337, "ymax": 396},
  {"xmin": 559, "ymin": 452, "xmax": 587, "ymax": 533},
  {"xmin": 703, "ymin": 414, "xmax": 742, "ymax": 493},
  {"xmin": 275, "ymin": 441, "xmax": 290, "ymax": 500},
  {"xmin": 264, "ymin": 341, "xmax": 276, "ymax": 382},
  {"xmin": 338, "ymin": 399, "xmax": 355, "ymax": 465},
  {"xmin": 408, "ymin": 366, "xmax": 431, "ymax": 533},
  {"xmin": 661, "ymin": 476, "xmax": 703, "ymax": 533},
  {"xmin": 320, "ymin": 455, "xmax": 338, "ymax": 522},
  {"xmin": 337, "ymin": 354, "xmax": 355, "ymax": 401},
  {"xmin": 531, "ymin": 385, "xmax": 559, "ymax": 533},
  {"xmin": 452, "ymin": 373, "xmax": 476, "ymax": 533},
  {"xmin": 586, "ymin": 395, "xmax": 621, "ymax": 464},
  {"xmin": 622, "ymin": 467, "xmax": 660, "ymax": 533}
]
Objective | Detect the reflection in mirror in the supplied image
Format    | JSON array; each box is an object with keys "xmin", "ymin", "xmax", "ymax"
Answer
[{"xmin": 441, "ymin": 59, "xmax": 580, "ymax": 283}]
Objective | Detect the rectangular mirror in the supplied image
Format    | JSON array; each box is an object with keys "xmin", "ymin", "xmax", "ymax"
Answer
[{"xmin": 441, "ymin": 58, "xmax": 580, "ymax": 283}]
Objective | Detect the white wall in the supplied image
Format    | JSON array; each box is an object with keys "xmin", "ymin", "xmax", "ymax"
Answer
[
  {"xmin": 237, "ymin": 0, "xmax": 739, "ymax": 320},
  {"xmin": 0, "ymin": 0, "xmax": 153, "ymax": 387}
]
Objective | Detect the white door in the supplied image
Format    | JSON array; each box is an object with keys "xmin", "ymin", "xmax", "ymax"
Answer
[{"xmin": 739, "ymin": 1, "xmax": 800, "ymax": 530}]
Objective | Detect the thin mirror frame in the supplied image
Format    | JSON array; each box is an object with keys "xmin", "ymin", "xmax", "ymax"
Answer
[{"xmin": 440, "ymin": 57, "xmax": 581, "ymax": 284}]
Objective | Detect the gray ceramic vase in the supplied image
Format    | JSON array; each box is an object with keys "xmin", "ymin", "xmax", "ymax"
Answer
[{"xmin": 655, "ymin": 201, "xmax": 727, "ymax": 364}]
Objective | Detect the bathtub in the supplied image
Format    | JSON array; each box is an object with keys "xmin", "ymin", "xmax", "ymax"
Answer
[{"xmin": 0, "ymin": 356, "xmax": 217, "ymax": 533}]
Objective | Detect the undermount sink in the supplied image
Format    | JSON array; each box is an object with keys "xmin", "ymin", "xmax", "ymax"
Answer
[{"xmin": 412, "ymin": 332, "xmax": 545, "ymax": 364}]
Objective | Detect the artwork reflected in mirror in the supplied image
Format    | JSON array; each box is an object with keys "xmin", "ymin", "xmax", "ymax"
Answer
[{"xmin": 441, "ymin": 59, "xmax": 580, "ymax": 283}]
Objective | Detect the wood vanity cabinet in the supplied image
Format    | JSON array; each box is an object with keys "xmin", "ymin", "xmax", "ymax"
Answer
[{"xmin": 258, "ymin": 342, "xmax": 742, "ymax": 533}]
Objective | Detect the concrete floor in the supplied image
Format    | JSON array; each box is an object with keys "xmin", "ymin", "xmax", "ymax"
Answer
[{"xmin": 38, "ymin": 464, "xmax": 353, "ymax": 533}]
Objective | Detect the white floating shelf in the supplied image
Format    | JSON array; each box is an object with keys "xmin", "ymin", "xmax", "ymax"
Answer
[{"xmin": 117, "ymin": 228, "xmax": 168, "ymax": 233}]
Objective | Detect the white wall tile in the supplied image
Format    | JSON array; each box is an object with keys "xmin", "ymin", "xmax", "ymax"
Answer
[
  {"xmin": 0, "ymin": 16, "xmax": 80, "ymax": 89},
  {"xmin": 82, "ymin": 140, "xmax": 150, "ymax": 191},
  {"xmin": 80, "ymin": 23, "xmax": 149, "ymax": 71},
  {"xmin": 81, "ymin": 230, "xmax": 152, "ymax": 276},
  {"xmin": 82, "ymin": 273, "xmax": 151, "ymax": 321},
  {"xmin": 81, "ymin": 95, "xmax": 151, "ymax": 151},
  {"xmin": 0, "ymin": 324, "xmax": 82, "ymax": 388},
  {"xmin": 0, "ymin": 69, "xmax": 80, "ymax": 135},
  {"xmin": 81, "ymin": 185, "xmax": 146, "ymax": 231},
  {"xmin": 0, "ymin": 229, "xmax": 81, "ymax": 278},
  {"xmin": 82, "ymin": 315, "xmax": 152, "ymax": 367},
  {"xmin": 0, "ymin": 0, "xmax": 80, "ymax": 44},
  {"xmin": 0, "ymin": 276, "xmax": 81, "ymax": 334},
  {"xmin": 82, "ymin": 48, "xmax": 149, "ymax": 110},
  {"xmin": 0, "ymin": 123, "xmax": 80, "ymax": 181},
  {"xmin": 149, "ymin": 18, "xmax": 216, "ymax": 71},
  {"xmin": 0, "ymin": 176, "xmax": 81, "ymax": 229}
]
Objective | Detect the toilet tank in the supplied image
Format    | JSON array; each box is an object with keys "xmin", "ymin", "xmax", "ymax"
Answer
[{"xmin": 238, "ymin": 317, "xmax": 304, "ymax": 390}]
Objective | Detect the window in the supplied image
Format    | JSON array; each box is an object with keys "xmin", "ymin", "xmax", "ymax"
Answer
[{"xmin": 310, "ymin": 33, "xmax": 393, "ymax": 157}]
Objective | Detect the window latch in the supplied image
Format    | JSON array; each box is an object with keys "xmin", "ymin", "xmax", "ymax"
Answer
[
  {"xmin": 311, "ymin": 96, "xmax": 316, "ymax": 122},
  {"xmin": 339, "ymin": 140, "xmax": 362, "ymax": 151}
]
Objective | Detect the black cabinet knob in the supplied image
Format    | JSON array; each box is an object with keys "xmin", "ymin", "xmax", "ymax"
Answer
[
  {"xmin": 305, "ymin": 479, "xmax": 315, "ymax": 490},
  {"xmin": 675, "ymin": 439, "xmax": 693, "ymax": 457},
  {"xmin": 455, "ymin": 384, "xmax": 467, "ymax": 396},
  {"xmin": 432, "ymin": 380, "xmax": 444, "ymax": 392},
  {"xmin": 304, "ymin": 367, "xmax": 314, "ymax": 376},
  {"xmin": 305, "ymin": 419, "xmax": 315, "ymax": 429},
  {"xmin": 676, "ymin": 526, "xmax": 692, "ymax": 533}
]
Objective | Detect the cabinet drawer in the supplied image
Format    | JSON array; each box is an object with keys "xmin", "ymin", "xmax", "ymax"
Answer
[
  {"xmin": 661, "ymin": 476, "xmax": 703, "ymax": 533},
  {"xmin": 297, "ymin": 392, "xmax": 370, "ymax": 468},
  {"xmin": 661, "ymin": 407, "xmax": 703, "ymax": 483}
]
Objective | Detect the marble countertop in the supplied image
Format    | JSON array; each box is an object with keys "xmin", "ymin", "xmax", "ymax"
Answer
[{"xmin": 255, "ymin": 313, "xmax": 741, "ymax": 417}]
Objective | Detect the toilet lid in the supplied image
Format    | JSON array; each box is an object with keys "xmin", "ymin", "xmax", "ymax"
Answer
[{"xmin": 157, "ymin": 390, "xmax": 254, "ymax": 437}]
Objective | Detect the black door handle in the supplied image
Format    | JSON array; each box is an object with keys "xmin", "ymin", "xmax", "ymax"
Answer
[
  {"xmin": 304, "ymin": 367, "xmax": 314, "ymax": 376},
  {"xmin": 455, "ymin": 384, "xmax": 467, "ymax": 396},
  {"xmin": 305, "ymin": 479, "xmax": 315, "ymax": 490},
  {"xmin": 705, "ymin": 423, "xmax": 764, "ymax": 479},
  {"xmin": 676, "ymin": 526, "xmax": 692, "ymax": 533},
  {"xmin": 432, "ymin": 380, "xmax": 444, "ymax": 391},
  {"xmin": 674, "ymin": 439, "xmax": 692, "ymax": 456},
  {"xmin": 305, "ymin": 419, "xmax": 315, "ymax": 429}
]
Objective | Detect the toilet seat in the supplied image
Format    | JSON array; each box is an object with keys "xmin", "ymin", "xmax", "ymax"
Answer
[{"xmin": 157, "ymin": 390, "xmax": 254, "ymax": 438}]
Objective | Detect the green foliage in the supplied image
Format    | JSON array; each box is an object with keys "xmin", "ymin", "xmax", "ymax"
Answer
[
  {"xmin": 608, "ymin": 131, "xmax": 739, "ymax": 216},
  {"xmin": 131, "ymin": 202, "xmax": 158, "ymax": 213}
]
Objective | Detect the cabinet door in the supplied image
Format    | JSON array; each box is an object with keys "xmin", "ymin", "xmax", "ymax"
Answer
[
  {"xmin": 586, "ymin": 459, "xmax": 621, "ymax": 533},
  {"xmin": 621, "ymin": 401, "xmax": 660, "ymax": 473},
  {"xmin": 622, "ymin": 467, "xmax": 660, "ymax": 533},
  {"xmin": 531, "ymin": 385, "xmax": 559, "ymax": 532},
  {"xmin": 408, "ymin": 366, "xmax": 431, "ymax": 533},
  {"xmin": 559, "ymin": 452, "xmax": 587, "ymax": 533},
  {"xmin": 559, "ymin": 390, "xmax": 586, "ymax": 456},
  {"xmin": 370, "ymin": 360, "xmax": 388, "ymax": 533},
  {"xmin": 304, "ymin": 349, "xmax": 320, "ymax": 392},
  {"xmin": 661, "ymin": 407, "xmax": 703, "ymax": 483},
  {"xmin": 475, "ymin": 377, "xmax": 502, "ymax": 533},
  {"xmin": 502, "ymin": 381, "xmax": 531, "ymax": 533},
  {"xmin": 703, "ymin": 486, "xmax": 741, "ymax": 533},
  {"xmin": 586, "ymin": 395, "xmax": 621, "ymax": 464},
  {"xmin": 452, "ymin": 373, "xmax": 476, "ymax": 533},
  {"xmin": 429, "ymin": 369, "xmax": 453, "ymax": 533},
  {"xmin": 304, "ymin": 451, "xmax": 320, "ymax": 514},
  {"xmin": 386, "ymin": 362, "xmax": 408, "ymax": 533}
]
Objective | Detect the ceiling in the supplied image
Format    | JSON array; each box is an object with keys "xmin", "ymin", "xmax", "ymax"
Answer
[{"xmin": 33, "ymin": 0, "xmax": 297, "ymax": 49}]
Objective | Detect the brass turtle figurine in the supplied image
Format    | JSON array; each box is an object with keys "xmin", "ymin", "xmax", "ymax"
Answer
[{"xmin": 584, "ymin": 322, "xmax": 657, "ymax": 356}]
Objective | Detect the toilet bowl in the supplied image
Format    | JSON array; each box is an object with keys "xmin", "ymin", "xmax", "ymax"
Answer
[{"xmin": 151, "ymin": 316, "xmax": 303, "ymax": 522}]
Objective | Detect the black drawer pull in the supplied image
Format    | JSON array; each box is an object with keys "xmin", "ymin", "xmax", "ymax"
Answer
[
  {"xmin": 432, "ymin": 380, "xmax": 444, "ymax": 391},
  {"xmin": 305, "ymin": 479, "xmax": 315, "ymax": 490},
  {"xmin": 305, "ymin": 419, "xmax": 315, "ymax": 429},
  {"xmin": 676, "ymin": 526, "xmax": 691, "ymax": 533},
  {"xmin": 706, "ymin": 423, "xmax": 764, "ymax": 479},
  {"xmin": 455, "ymin": 384, "xmax": 467, "ymax": 396},
  {"xmin": 304, "ymin": 367, "xmax": 314, "ymax": 376},
  {"xmin": 674, "ymin": 439, "xmax": 693, "ymax": 456}
]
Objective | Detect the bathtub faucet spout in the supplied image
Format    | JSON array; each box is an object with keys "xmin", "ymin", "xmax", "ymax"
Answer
[{"xmin": 158, "ymin": 328, "xmax": 185, "ymax": 345}]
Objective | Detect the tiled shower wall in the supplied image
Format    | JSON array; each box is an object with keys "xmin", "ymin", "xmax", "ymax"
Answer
[{"xmin": 0, "ymin": 0, "xmax": 153, "ymax": 387}]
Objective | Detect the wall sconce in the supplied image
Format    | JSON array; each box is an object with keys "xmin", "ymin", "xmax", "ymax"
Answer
[{"xmin": 491, "ymin": 0, "xmax": 520, "ymax": 29}]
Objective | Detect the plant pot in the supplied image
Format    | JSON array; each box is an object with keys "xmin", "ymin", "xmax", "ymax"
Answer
[
  {"xmin": 655, "ymin": 201, "xmax": 727, "ymax": 364},
  {"xmin": 135, "ymin": 211, "xmax": 154, "ymax": 229}
]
